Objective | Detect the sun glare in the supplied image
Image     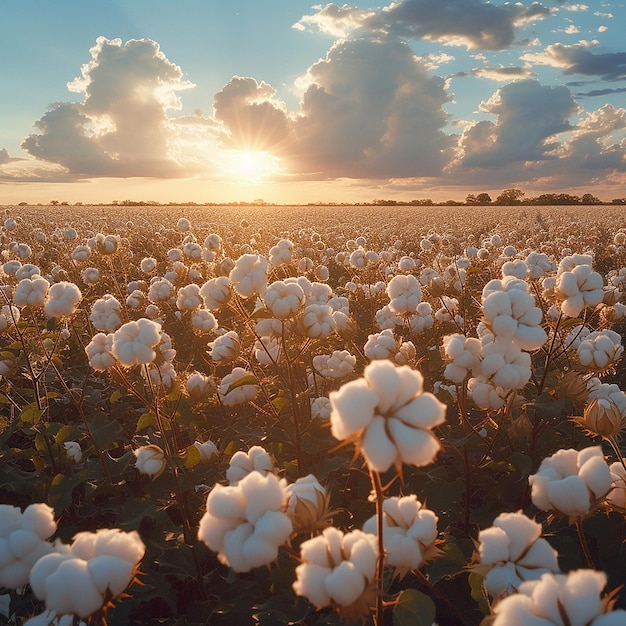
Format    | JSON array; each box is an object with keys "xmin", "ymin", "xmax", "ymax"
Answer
[{"xmin": 224, "ymin": 150, "xmax": 282, "ymax": 182}]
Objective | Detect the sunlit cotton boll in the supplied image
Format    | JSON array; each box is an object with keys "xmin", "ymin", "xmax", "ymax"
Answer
[
  {"xmin": 312, "ymin": 350, "xmax": 356, "ymax": 379},
  {"xmin": 529, "ymin": 446, "xmax": 612, "ymax": 519},
  {"xmin": 362, "ymin": 495, "xmax": 440, "ymax": 575},
  {"xmin": 197, "ymin": 471, "xmax": 292, "ymax": 573},
  {"xmin": 95, "ymin": 233, "xmax": 119, "ymax": 255},
  {"xmin": 126, "ymin": 289, "xmax": 147, "ymax": 310},
  {"xmin": 264, "ymin": 280, "xmax": 305, "ymax": 319},
  {"xmin": 0, "ymin": 503, "xmax": 57, "ymax": 589},
  {"xmin": 311, "ymin": 397, "xmax": 331, "ymax": 420},
  {"xmin": 226, "ymin": 446, "xmax": 274, "ymax": 485},
  {"xmin": 90, "ymin": 294, "xmax": 122, "ymax": 332},
  {"xmin": 555, "ymin": 255, "xmax": 604, "ymax": 317},
  {"xmin": 191, "ymin": 308, "xmax": 218, "ymax": 334},
  {"xmin": 140, "ymin": 257, "xmax": 157, "ymax": 274},
  {"xmin": 81, "ymin": 267, "xmax": 100, "ymax": 286},
  {"xmin": 299, "ymin": 303, "xmax": 336, "ymax": 339},
  {"xmin": 269, "ymin": 239, "xmax": 293, "ymax": 266},
  {"xmin": 194, "ymin": 440, "xmax": 219, "ymax": 464},
  {"xmin": 43, "ymin": 282, "xmax": 82, "ymax": 318},
  {"xmin": 329, "ymin": 360, "xmax": 446, "ymax": 473},
  {"xmin": 577, "ymin": 330, "xmax": 624, "ymax": 372},
  {"xmin": 220, "ymin": 367, "xmax": 258, "ymax": 407},
  {"xmin": 186, "ymin": 371, "xmax": 215, "ymax": 402},
  {"xmin": 111, "ymin": 318, "xmax": 162, "ymax": 367},
  {"xmin": 0, "ymin": 305, "xmax": 20, "ymax": 331},
  {"xmin": 386, "ymin": 274, "xmax": 422, "ymax": 315},
  {"xmin": 85, "ymin": 333, "xmax": 115, "ymax": 371},
  {"xmin": 253, "ymin": 335, "xmax": 281, "ymax": 366},
  {"xmin": 442, "ymin": 334, "xmax": 482, "ymax": 383},
  {"xmin": 176, "ymin": 283, "xmax": 203, "ymax": 311},
  {"xmin": 476, "ymin": 511, "xmax": 560, "ymax": 598},
  {"xmin": 364, "ymin": 328, "xmax": 397, "ymax": 360},
  {"xmin": 134, "ymin": 444, "xmax": 166, "ymax": 479},
  {"xmin": 142, "ymin": 361, "xmax": 177, "ymax": 392},
  {"xmin": 286, "ymin": 474, "xmax": 332, "ymax": 533},
  {"xmin": 182, "ymin": 241, "xmax": 202, "ymax": 261},
  {"xmin": 148, "ymin": 277, "xmax": 174, "ymax": 303},
  {"xmin": 395, "ymin": 341, "xmax": 416, "ymax": 365},
  {"xmin": 13, "ymin": 275, "xmax": 50, "ymax": 308},
  {"xmin": 29, "ymin": 528, "xmax": 145, "ymax": 619},
  {"xmin": 71, "ymin": 245, "xmax": 91, "ymax": 263},
  {"xmin": 15, "ymin": 263, "xmax": 41, "ymax": 280},
  {"xmin": 490, "ymin": 570, "xmax": 626, "ymax": 626},
  {"xmin": 200, "ymin": 276, "xmax": 232, "ymax": 309},
  {"xmin": 606, "ymin": 462, "xmax": 626, "ymax": 510},
  {"xmin": 209, "ymin": 330, "xmax": 240, "ymax": 363},
  {"xmin": 229, "ymin": 253, "xmax": 268, "ymax": 298},
  {"xmin": 177, "ymin": 217, "xmax": 190, "ymax": 232},
  {"xmin": 293, "ymin": 527, "xmax": 377, "ymax": 618}
]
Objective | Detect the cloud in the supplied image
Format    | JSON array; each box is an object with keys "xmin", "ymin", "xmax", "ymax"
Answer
[
  {"xmin": 213, "ymin": 77, "xmax": 293, "ymax": 152},
  {"xmin": 290, "ymin": 37, "xmax": 455, "ymax": 178},
  {"xmin": 21, "ymin": 37, "xmax": 197, "ymax": 179},
  {"xmin": 576, "ymin": 87, "xmax": 626, "ymax": 98},
  {"xmin": 473, "ymin": 66, "xmax": 533, "ymax": 81},
  {"xmin": 298, "ymin": 0, "xmax": 551, "ymax": 51},
  {"xmin": 523, "ymin": 41, "xmax": 626, "ymax": 79},
  {"xmin": 0, "ymin": 149, "xmax": 14, "ymax": 164},
  {"xmin": 460, "ymin": 79, "xmax": 578, "ymax": 167}
]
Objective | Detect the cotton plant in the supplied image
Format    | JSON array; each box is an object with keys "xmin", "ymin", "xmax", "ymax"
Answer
[
  {"xmin": 219, "ymin": 367, "xmax": 258, "ymax": 407},
  {"xmin": 361, "ymin": 495, "xmax": 441, "ymax": 578},
  {"xmin": 528, "ymin": 446, "xmax": 612, "ymax": 520},
  {"xmin": 29, "ymin": 528, "xmax": 145, "ymax": 619},
  {"xmin": 329, "ymin": 359, "xmax": 446, "ymax": 474},
  {"xmin": 489, "ymin": 569, "xmax": 626, "ymax": 625},
  {"xmin": 90, "ymin": 294, "xmax": 123, "ymax": 332},
  {"xmin": 554, "ymin": 254, "xmax": 604, "ymax": 317},
  {"xmin": 197, "ymin": 471, "xmax": 292, "ymax": 573},
  {"xmin": 226, "ymin": 445, "xmax": 275, "ymax": 485},
  {"xmin": 0, "ymin": 503, "xmax": 57, "ymax": 589},
  {"xmin": 292, "ymin": 527, "xmax": 378, "ymax": 622},
  {"xmin": 475, "ymin": 511, "xmax": 560, "ymax": 598}
]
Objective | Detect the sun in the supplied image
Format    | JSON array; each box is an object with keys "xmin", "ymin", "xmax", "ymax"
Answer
[{"xmin": 223, "ymin": 149, "xmax": 282, "ymax": 182}]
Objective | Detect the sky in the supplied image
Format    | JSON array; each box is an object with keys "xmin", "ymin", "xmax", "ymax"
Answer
[{"xmin": 1, "ymin": 0, "xmax": 626, "ymax": 205}]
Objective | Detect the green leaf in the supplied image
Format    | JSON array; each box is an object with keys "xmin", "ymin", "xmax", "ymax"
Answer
[
  {"xmin": 48, "ymin": 472, "xmax": 84, "ymax": 515},
  {"xmin": 184, "ymin": 443, "xmax": 201, "ymax": 469},
  {"xmin": 103, "ymin": 450, "xmax": 134, "ymax": 480},
  {"xmin": 55, "ymin": 424, "xmax": 81, "ymax": 445},
  {"xmin": 110, "ymin": 389, "xmax": 123, "ymax": 403},
  {"xmin": 21, "ymin": 403, "xmax": 43, "ymax": 424},
  {"xmin": 469, "ymin": 572, "xmax": 491, "ymax": 617},
  {"xmin": 225, "ymin": 374, "xmax": 258, "ymax": 395},
  {"xmin": 393, "ymin": 589, "xmax": 436, "ymax": 626},
  {"xmin": 87, "ymin": 412, "xmax": 126, "ymax": 450},
  {"xmin": 136, "ymin": 411, "xmax": 157, "ymax": 433}
]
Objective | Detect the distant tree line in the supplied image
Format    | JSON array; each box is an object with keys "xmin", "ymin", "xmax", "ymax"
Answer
[{"xmin": 13, "ymin": 188, "xmax": 626, "ymax": 208}]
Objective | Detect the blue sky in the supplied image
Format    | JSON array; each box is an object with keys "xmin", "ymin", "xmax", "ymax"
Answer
[{"xmin": 1, "ymin": 0, "xmax": 625, "ymax": 204}]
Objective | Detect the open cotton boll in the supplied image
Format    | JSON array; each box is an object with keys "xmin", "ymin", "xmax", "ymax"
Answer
[
  {"xmin": 219, "ymin": 367, "xmax": 258, "ymax": 407},
  {"xmin": 0, "ymin": 503, "xmax": 57, "ymax": 589},
  {"xmin": 529, "ymin": 446, "xmax": 612, "ymax": 519},
  {"xmin": 29, "ymin": 529, "xmax": 144, "ymax": 619},
  {"xmin": 364, "ymin": 328, "xmax": 397, "ymax": 360},
  {"xmin": 111, "ymin": 318, "xmax": 161, "ymax": 367},
  {"xmin": 293, "ymin": 527, "xmax": 377, "ymax": 618},
  {"xmin": 329, "ymin": 360, "xmax": 445, "ymax": 473},
  {"xmin": 44, "ymin": 281, "xmax": 82, "ymax": 318},
  {"xmin": 198, "ymin": 471, "xmax": 292, "ymax": 572},
  {"xmin": 229, "ymin": 253, "xmax": 268, "ymax": 298},
  {"xmin": 226, "ymin": 446, "xmax": 274, "ymax": 484},
  {"xmin": 491, "ymin": 570, "xmax": 626, "ymax": 626},
  {"xmin": 477, "ymin": 512, "xmax": 560, "ymax": 598}
]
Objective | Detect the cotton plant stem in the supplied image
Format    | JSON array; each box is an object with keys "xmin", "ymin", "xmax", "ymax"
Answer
[
  {"xmin": 369, "ymin": 468, "xmax": 385, "ymax": 626},
  {"xmin": 575, "ymin": 518, "xmax": 595, "ymax": 569},
  {"xmin": 606, "ymin": 435, "xmax": 626, "ymax": 473}
]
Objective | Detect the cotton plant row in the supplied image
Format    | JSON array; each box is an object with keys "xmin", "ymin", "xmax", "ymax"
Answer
[{"xmin": 2, "ymin": 211, "xmax": 626, "ymax": 623}]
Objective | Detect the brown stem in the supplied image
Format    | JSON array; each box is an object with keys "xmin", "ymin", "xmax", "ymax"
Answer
[
  {"xmin": 369, "ymin": 468, "xmax": 385, "ymax": 626},
  {"xmin": 575, "ymin": 518, "xmax": 595, "ymax": 569}
]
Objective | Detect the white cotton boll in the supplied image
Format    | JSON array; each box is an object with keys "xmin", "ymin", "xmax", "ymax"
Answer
[
  {"xmin": 90, "ymin": 294, "xmax": 123, "ymax": 333},
  {"xmin": 478, "ymin": 526, "xmax": 511, "ymax": 564},
  {"xmin": 300, "ymin": 303, "xmax": 336, "ymax": 338},
  {"xmin": 226, "ymin": 446, "xmax": 274, "ymax": 484},
  {"xmin": 329, "ymin": 379, "xmax": 377, "ymax": 440},
  {"xmin": 111, "ymin": 318, "xmax": 161, "ymax": 367},
  {"xmin": 133, "ymin": 445, "xmax": 166, "ymax": 479},
  {"xmin": 220, "ymin": 367, "xmax": 258, "ymax": 406},
  {"xmin": 311, "ymin": 396, "xmax": 331, "ymax": 420},
  {"xmin": 209, "ymin": 330, "xmax": 240, "ymax": 363},
  {"xmin": 293, "ymin": 562, "xmax": 331, "ymax": 607},
  {"xmin": 264, "ymin": 280, "xmax": 305, "ymax": 319},
  {"xmin": 229, "ymin": 254, "xmax": 268, "ymax": 298},
  {"xmin": 176, "ymin": 283, "xmax": 203, "ymax": 311},
  {"xmin": 325, "ymin": 560, "xmax": 368, "ymax": 607},
  {"xmin": 361, "ymin": 416, "xmax": 397, "ymax": 472},
  {"xmin": 578, "ymin": 454, "xmax": 613, "ymax": 499},
  {"xmin": 364, "ymin": 328, "xmax": 397, "ymax": 360},
  {"xmin": 85, "ymin": 332, "xmax": 115, "ymax": 371}
]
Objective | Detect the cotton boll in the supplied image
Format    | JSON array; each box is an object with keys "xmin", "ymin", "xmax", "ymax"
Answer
[{"xmin": 226, "ymin": 446, "xmax": 274, "ymax": 484}]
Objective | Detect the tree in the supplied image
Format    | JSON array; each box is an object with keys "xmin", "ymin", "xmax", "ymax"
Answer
[
  {"xmin": 495, "ymin": 189, "xmax": 524, "ymax": 205},
  {"xmin": 476, "ymin": 192, "xmax": 492, "ymax": 204}
]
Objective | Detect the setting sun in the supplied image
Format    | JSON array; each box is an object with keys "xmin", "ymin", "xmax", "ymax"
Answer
[{"xmin": 223, "ymin": 149, "xmax": 282, "ymax": 183}]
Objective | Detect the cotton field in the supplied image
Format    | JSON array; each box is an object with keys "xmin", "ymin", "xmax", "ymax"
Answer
[{"xmin": 2, "ymin": 203, "xmax": 626, "ymax": 625}]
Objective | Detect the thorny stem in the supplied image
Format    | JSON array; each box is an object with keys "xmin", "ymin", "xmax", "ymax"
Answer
[{"xmin": 369, "ymin": 468, "xmax": 385, "ymax": 626}]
